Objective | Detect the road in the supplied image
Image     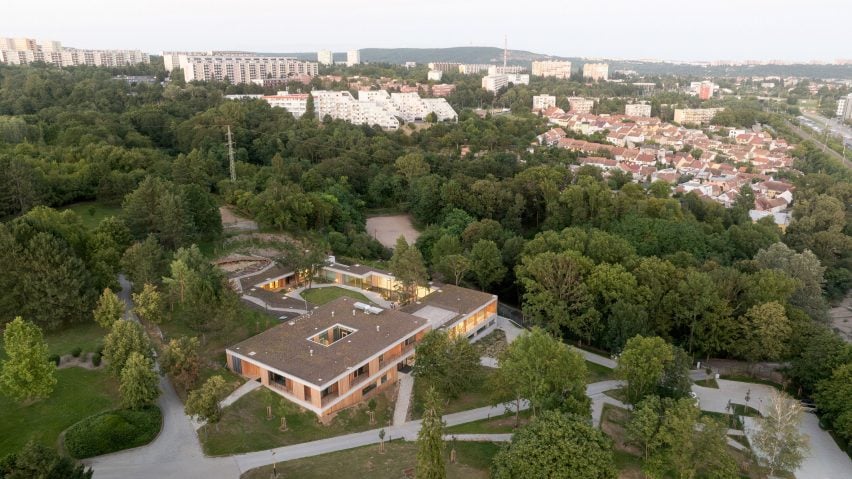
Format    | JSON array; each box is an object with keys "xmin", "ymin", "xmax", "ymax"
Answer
[{"xmin": 790, "ymin": 112, "xmax": 852, "ymax": 169}]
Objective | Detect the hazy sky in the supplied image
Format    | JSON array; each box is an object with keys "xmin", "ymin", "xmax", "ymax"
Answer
[{"xmin": 2, "ymin": 0, "xmax": 850, "ymax": 61}]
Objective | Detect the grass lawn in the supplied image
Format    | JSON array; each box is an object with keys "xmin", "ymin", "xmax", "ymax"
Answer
[
  {"xmin": 200, "ymin": 387, "xmax": 395, "ymax": 455},
  {"xmin": 301, "ymin": 287, "xmax": 373, "ymax": 306},
  {"xmin": 241, "ymin": 440, "xmax": 500, "ymax": 479},
  {"xmin": 586, "ymin": 360, "xmax": 616, "ymax": 383},
  {"xmin": 44, "ymin": 322, "xmax": 105, "ymax": 357},
  {"xmin": 0, "ymin": 368, "xmax": 120, "ymax": 457},
  {"xmin": 445, "ymin": 409, "xmax": 532, "ymax": 434},
  {"xmin": 60, "ymin": 201, "xmax": 122, "ymax": 230},
  {"xmin": 694, "ymin": 377, "xmax": 719, "ymax": 388},
  {"xmin": 411, "ymin": 366, "xmax": 496, "ymax": 419},
  {"xmin": 603, "ymin": 387, "xmax": 629, "ymax": 404},
  {"xmin": 157, "ymin": 301, "xmax": 279, "ymax": 400}
]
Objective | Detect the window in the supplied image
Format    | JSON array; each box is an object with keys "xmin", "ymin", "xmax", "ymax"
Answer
[
  {"xmin": 380, "ymin": 375, "xmax": 388, "ymax": 384},
  {"xmin": 231, "ymin": 356, "xmax": 242, "ymax": 375},
  {"xmin": 362, "ymin": 383, "xmax": 377, "ymax": 396},
  {"xmin": 404, "ymin": 336, "xmax": 416, "ymax": 346},
  {"xmin": 353, "ymin": 364, "xmax": 369, "ymax": 378},
  {"xmin": 378, "ymin": 353, "xmax": 384, "ymax": 363}
]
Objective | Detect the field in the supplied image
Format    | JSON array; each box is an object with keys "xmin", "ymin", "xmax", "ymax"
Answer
[
  {"xmin": 60, "ymin": 201, "xmax": 122, "ymax": 230},
  {"xmin": 0, "ymin": 368, "xmax": 120, "ymax": 457},
  {"xmin": 301, "ymin": 287, "xmax": 374, "ymax": 306},
  {"xmin": 365, "ymin": 215, "xmax": 420, "ymax": 249},
  {"xmin": 240, "ymin": 440, "xmax": 500, "ymax": 479},
  {"xmin": 200, "ymin": 387, "xmax": 395, "ymax": 455}
]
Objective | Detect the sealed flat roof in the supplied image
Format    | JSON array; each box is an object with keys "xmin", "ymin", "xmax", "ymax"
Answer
[
  {"xmin": 228, "ymin": 296, "xmax": 426, "ymax": 387},
  {"xmin": 401, "ymin": 284, "xmax": 496, "ymax": 328}
]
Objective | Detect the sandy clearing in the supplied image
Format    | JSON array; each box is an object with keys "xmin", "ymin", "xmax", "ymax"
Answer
[{"xmin": 366, "ymin": 215, "xmax": 420, "ymax": 249}]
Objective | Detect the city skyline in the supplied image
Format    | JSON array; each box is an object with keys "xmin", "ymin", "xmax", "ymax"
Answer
[{"xmin": 1, "ymin": 0, "xmax": 849, "ymax": 63}]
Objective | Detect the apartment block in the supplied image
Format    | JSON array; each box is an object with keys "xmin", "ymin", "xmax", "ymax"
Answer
[
  {"xmin": 459, "ymin": 64, "xmax": 491, "ymax": 74},
  {"xmin": 625, "ymin": 103, "xmax": 652, "ymax": 117},
  {"xmin": 347, "ymin": 49, "xmax": 360, "ymax": 66},
  {"xmin": 0, "ymin": 37, "xmax": 149, "ymax": 67},
  {"xmin": 317, "ymin": 50, "xmax": 334, "ymax": 66},
  {"xmin": 533, "ymin": 94, "xmax": 557, "ymax": 110},
  {"xmin": 583, "ymin": 62, "xmax": 609, "ymax": 81},
  {"xmin": 673, "ymin": 108, "xmax": 725, "ymax": 124},
  {"xmin": 482, "ymin": 74, "xmax": 509, "ymax": 92},
  {"xmin": 175, "ymin": 53, "xmax": 318, "ymax": 84},
  {"xmin": 430, "ymin": 84, "xmax": 456, "ymax": 97},
  {"xmin": 428, "ymin": 62, "xmax": 461, "ymax": 73},
  {"xmin": 427, "ymin": 70, "xmax": 443, "ymax": 81},
  {"xmin": 567, "ymin": 96, "xmax": 595, "ymax": 113},
  {"xmin": 531, "ymin": 60, "xmax": 572, "ymax": 79},
  {"xmin": 262, "ymin": 92, "xmax": 310, "ymax": 118}
]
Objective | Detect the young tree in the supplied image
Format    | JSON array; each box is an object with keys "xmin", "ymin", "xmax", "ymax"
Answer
[
  {"xmin": 93, "ymin": 287, "xmax": 125, "ymax": 329},
  {"xmin": 412, "ymin": 330, "xmax": 481, "ymax": 401},
  {"xmin": 646, "ymin": 398, "xmax": 737, "ymax": 479},
  {"xmin": 436, "ymin": 254, "xmax": 471, "ymax": 286},
  {"xmin": 492, "ymin": 411, "xmax": 616, "ymax": 479},
  {"xmin": 0, "ymin": 440, "xmax": 92, "ymax": 479},
  {"xmin": 751, "ymin": 391, "xmax": 810, "ymax": 477},
  {"xmin": 389, "ymin": 236, "xmax": 428, "ymax": 303},
  {"xmin": 492, "ymin": 327, "xmax": 589, "ymax": 421},
  {"xmin": 626, "ymin": 395, "xmax": 663, "ymax": 460},
  {"xmin": 0, "ymin": 317, "xmax": 56, "ymax": 402},
  {"xmin": 416, "ymin": 387, "xmax": 446, "ymax": 479},
  {"xmin": 132, "ymin": 283, "xmax": 164, "ymax": 324},
  {"xmin": 119, "ymin": 352, "xmax": 160, "ymax": 410},
  {"xmin": 103, "ymin": 319, "xmax": 151, "ymax": 377},
  {"xmin": 185, "ymin": 375, "xmax": 228, "ymax": 423},
  {"xmin": 616, "ymin": 335, "xmax": 674, "ymax": 406},
  {"xmin": 468, "ymin": 240, "xmax": 506, "ymax": 291},
  {"xmin": 160, "ymin": 336, "xmax": 201, "ymax": 391}
]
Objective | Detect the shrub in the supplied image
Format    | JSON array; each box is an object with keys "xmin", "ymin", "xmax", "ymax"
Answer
[
  {"xmin": 71, "ymin": 347, "xmax": 82, "ymax": 358},
  {"xmin": 95, "ymin": 343, "xmax": 105, "ymax": 355},
  {"xmin": 48, "ymin": 354, "xmax": 60, "ymax": 366},
  {"xmin": 64, "ymin": 407, "xmax": 162, "ymax": 459},
  {"xmin": 92, "ymin": 353, "xmax": 102, "ymax": 367}
]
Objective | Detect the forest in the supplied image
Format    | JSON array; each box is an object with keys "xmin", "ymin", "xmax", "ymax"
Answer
[{"xmin": 0, "ymin": 61, "xmax": 851, "ymax": 454}]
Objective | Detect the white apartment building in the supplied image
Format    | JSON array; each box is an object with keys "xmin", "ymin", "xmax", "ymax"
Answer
[
  {"xmin": 262, "ymin": 92, "xmax": 310, "ymax": 118},
  {"xmin": 531, "ymin": 60, "xmax": 572, "ymax": 79},
  {"xmin": 673, "ymin": 108, "xmax": 725, "ymax": 124},
  {"xmin": 312, "ymin": 90, "xmax": 399, "ymax": 129},
  {"xmin": 427, "ymin": 70, "xmax": 443, "ymax": 81},
  {"xmin": 625, "ymin": 103, "xmax": 652, "ymax": 117},
  {"xmin": 163, "ymin": 51, "xmax": 206, "ymax": 71},
  {"xmin": 357, "ymin": 90, "xmax": 457, "ymax": 123},
  {"xmin": 533, "ymin": 94, "xmax": 557, "ymax": 110},
  {"xmin": 567, "ymin": 97, "xmax": 595, "ymax": 113},
  {"xmin": 177, "ymin": 53, "xmax": 318, "ymax": 84},
  {"xmin": 421, "ymin": 98, "xmax": 457, "ymax": 122},
  {"xmin": 347, "ymin": 49, "xmax": 360, "ymax": 66},
  {"xmin": 317, "ymin": 50, "xmax": 334, "ymax": 66},
  {"xmin": 487, "ymin": 65, "xmax": 527, "ymax": 75},
  {"xmin": 459, "ymin": 64, "xmax": 491, "ymax": 74},
  {"xmin": 482, "ymin": 75, "xmax": 509, "ymax": 93},
  {"xmin": 838, "ymin": 93, "xmax": 852, "ymax": 120},
  {"xmin": 0, "ymin": 37, "xmax": 149, "ymax": 67},
  {"xmin": 583, "ymin": 62, "xmax": 609, "ymax": 81}
]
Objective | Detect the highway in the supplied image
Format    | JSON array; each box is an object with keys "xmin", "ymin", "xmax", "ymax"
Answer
[{"xmin": 788, "ymin": 111, "xmax": 852, "ymax": 169}]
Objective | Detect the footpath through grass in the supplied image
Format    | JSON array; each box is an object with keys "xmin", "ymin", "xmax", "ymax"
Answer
[
  {"xmin": 411, "ymin": 366, "xmax": 496, "ymax": 419},
  {"xmin": 0, "ymin": 368, "xmax": 120, "ymax": 457},
  {"xmin": 445, "ymin": 409, "xmax": 532, "ymax": 434},
  {"xmin": 200, "ymin": 387, "xmax": 394, "ymax": 455},
  {"xmin": 241, "ymin": 440, "xmax": 500, "ymax": 479},
  {"xmin": 301, "ymin": 287, "xmax": 373, "ymax": 306}
]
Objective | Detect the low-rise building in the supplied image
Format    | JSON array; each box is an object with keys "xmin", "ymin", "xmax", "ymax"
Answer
[
  {"xmin": 567, "ymin": 97, "xmax": 595, "ymax": 113},
  {"xmin": 427, "ymin": 70, "xmax": 443, "ymax": 81},
  {"xmin": 673, "ymin": 108, "xmax": 725, "ymax": 124},
  {"xmin": 533, "ymin": 94, "xmax": 557, "ymax": 110},
  {"xmin": 625, "ymin": 103, "xmax": 652, "ymax": 117},
  {"xmin": 262, "ymin": 92, "xmax": 310, "ymax": 118}
]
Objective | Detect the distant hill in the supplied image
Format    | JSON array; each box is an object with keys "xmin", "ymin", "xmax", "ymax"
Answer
[{"xmin": 275, "ymin": 47, "xmax": 852, "ymax": 79}]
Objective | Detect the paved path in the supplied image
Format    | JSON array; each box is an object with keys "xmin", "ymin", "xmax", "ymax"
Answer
[
  {"xmin": 444, "ymin": 434, "xmax": 512, "ymax": 442},
  {"xmin": 571, "ymin": 346, "xmax": 617, "ymax": 369},
  {"xmin": 241, "ymin": 294, "xmax": 307, "ymax": 314},
  {"xmin": 587, "ymin": 380, "xmax": 628, "ymax": 426},
  {"xmin": 393, "ymin": 373, "xmax": 414, "ymax": 426},
  {"xmin": 221, "ymin": 379, "xmax": 262, "ymax": 409},
  {"xmin": 87, "ymin": 276, "xmax": 241, "ymax": 479},
  {"xmin": 693, "ymin": 379, "xmax": 852, "ymax": 479}
]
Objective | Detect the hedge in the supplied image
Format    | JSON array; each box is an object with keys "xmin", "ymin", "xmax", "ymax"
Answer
[{"xmin": 64, "ymin": 406, "xmax": 162, "ymax": 459}]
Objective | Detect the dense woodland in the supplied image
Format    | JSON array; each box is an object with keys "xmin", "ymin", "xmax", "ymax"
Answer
[{"xmin": 0, "ymin": 62, "xmax": 851, "ymax": 451}]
